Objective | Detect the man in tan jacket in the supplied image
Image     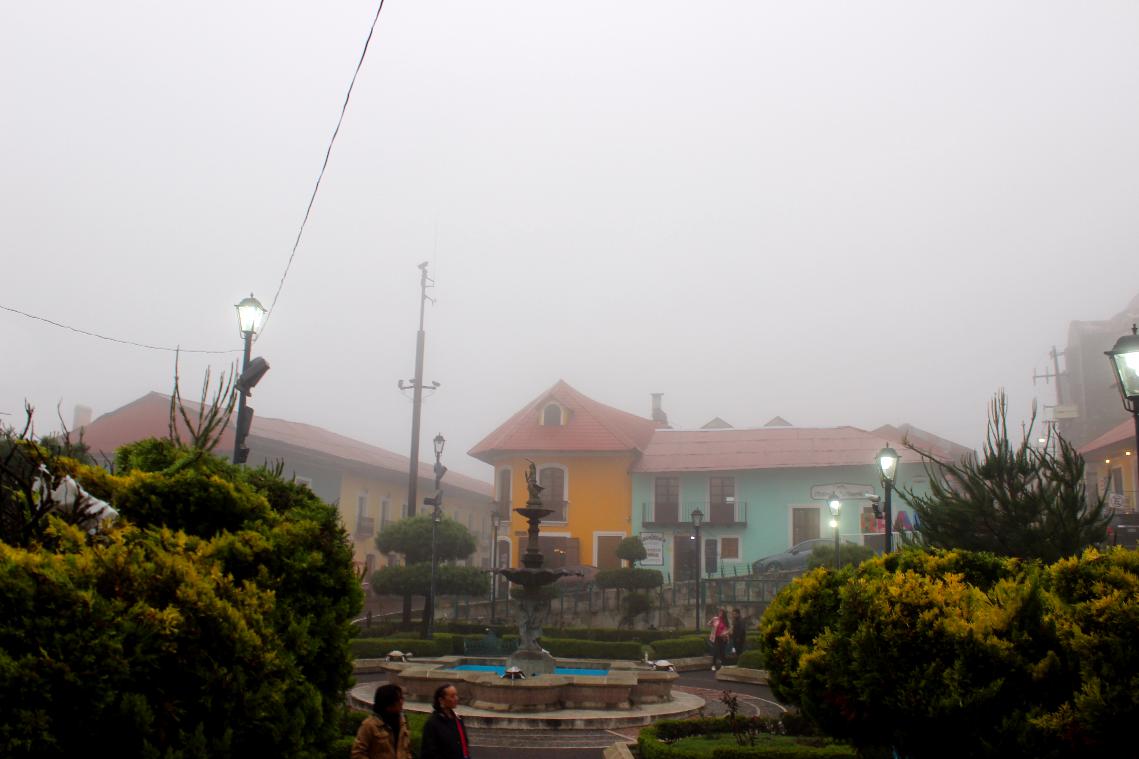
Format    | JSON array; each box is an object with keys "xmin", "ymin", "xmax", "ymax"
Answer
[{"xmin": 352, "ymin": 683, "xmax": 413, "ymax": 759}]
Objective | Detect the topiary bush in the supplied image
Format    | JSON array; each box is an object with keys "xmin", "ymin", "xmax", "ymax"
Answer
[{"xmin": 650, "ymin": 636, "xmax": 710, "ymax": 660}]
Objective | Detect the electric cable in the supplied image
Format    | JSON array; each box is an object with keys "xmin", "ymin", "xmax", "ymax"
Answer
[
  {"xmin": 0, "ymin": 303, "xmax": 239, "ymax": 354},
  {"xmin": 258, "ymin": 0, "xmax": 388, "ymax": 339}
]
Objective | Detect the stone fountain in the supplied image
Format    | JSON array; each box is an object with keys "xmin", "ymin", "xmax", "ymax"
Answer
[{"xmin": 495, "ymin": 460, "xmax": 582, "ymax": 675}]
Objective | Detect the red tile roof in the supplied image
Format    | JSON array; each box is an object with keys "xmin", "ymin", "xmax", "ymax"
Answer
[
  {"xmin": 469, "ymin": 380, "xmax": 660, "ymax": 462},
  {"xmin": 79, "ymin": 392, "xmax": 492, "ymax": 497},
  {"xmin": 1079, "ymin": 418, "xmax": 1134, "ymax": 455},
  {"xmin": 632, "ymin": 426, "xmax": 954, "ymax": 473}
]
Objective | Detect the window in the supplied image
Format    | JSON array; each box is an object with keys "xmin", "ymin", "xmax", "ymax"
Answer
[
  {"xmin": 542, "ymin": 403, "xmax": 563, "ymax": 426},
  {"xmin": 365, "ymin": 553, "xmax": 376, "ymax": 576},
  {"xmin": 401, "ymin": 502, "xmax": 408, "ymax": 519},
  {"xmin": 356, "ymin": 493, "xmax": 368, "ymax": 520},
  {"xmin": 381, "ymin": 498, "xmax": 390, "ymax": 526},
  {"xmin": 497, "ymin": 468, "xmax": 512, "ymax": 516},
  {"xmin": 539, "ymin": 466, "xmax": 567, "ymax": 521},
  {"xmin": 653, "ymin": 477, "xmax": 680, "ymax": 524},
  {"xmin": 792, "ymin": 506, "xmax": 821, "ymax": 545},
  {"xmin": 720, "ymin": 537, "xmax": 739, "ymax": 560},
  {"xmin": 1111, "ymin": 467, "xmax": 1124, "ymax": 495},
  {"xmin": 710, "ymin": 477, "xmax": 736, "ymax": 524}
]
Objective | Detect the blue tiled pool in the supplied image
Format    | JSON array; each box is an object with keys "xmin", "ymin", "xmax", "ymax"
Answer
[{"xmin": 448, "ymin": 664, "xmax": 608, "ymax": 677}]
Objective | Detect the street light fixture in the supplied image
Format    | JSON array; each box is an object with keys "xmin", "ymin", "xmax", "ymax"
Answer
[
  {"xmin": 490, "ymin": 510, "xmax": 502, "ymax": 624},
  {"xmin": 876, "ymin": 444, "xmax": 900, "ymax": 552},
  {"xmin": 425, "ymin": 433, "xmax": 447, "ymax": 640},
  {"xmin": 1106, "ymin": 324, "xmax": 1139, "ymax": 508},
  {"xmin": 232, "ymin": 294, "xmax": 267, "ymax": 465},
  {"xmin": 691, "ymin": 507, "xmax": 704, "ymax": 632},
  {"xmin": 828, "ymin": 499, "xmax": 841, "ymax": 569}
]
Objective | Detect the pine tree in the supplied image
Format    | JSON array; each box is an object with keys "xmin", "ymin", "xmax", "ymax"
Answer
[{"xmin": 902, "ymin": 391, "xmax": 1109, "ymax": 563}]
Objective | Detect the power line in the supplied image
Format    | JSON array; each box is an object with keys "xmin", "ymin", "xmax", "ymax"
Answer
[
  {"xmin": 258, "ymin": 0, "xmax": 389, "ymax": 339},
  {"xmin": 0, "ymin": 303, "xmax": 239, "ymax": 355}
]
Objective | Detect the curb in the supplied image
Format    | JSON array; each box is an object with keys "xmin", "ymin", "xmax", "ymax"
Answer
[{"xmin": 714, "ymin": 666, "xmax": 768, "ymax": 685}]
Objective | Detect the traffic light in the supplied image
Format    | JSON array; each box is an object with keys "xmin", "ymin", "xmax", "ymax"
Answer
[
  {"xmin": 234, "ymin": 405, "xmax": 254, "ymax": 464},
  {"xmin": 236, "ymin": 356, "xmax": 270, "ymax": 395}
]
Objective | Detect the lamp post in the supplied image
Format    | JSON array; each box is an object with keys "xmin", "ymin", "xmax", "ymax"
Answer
[
  {"xmin": 691, "ymin": 507, "xmax": 704, "ymax": 632},
  {"xmin": 876, "ymin": 445, "xmax": 900, "ymax": 552},
  {"xmin": 490, "ymin": 510, "xmax": 502, "ymax": 624},
  {"xmin": 1107, "ymin": 325, "xmax": 1139, "ymax": 507},
  {"xmin": 232, "ymin": 294, "xmax": 266, "ymax": 465},
  {"xmin": 426, "ymin": 433, "xmax": 446, "ymax": 640},
  {"xmin": 828, "ymin": 499, "xmax": 841, "ymax": 569}
]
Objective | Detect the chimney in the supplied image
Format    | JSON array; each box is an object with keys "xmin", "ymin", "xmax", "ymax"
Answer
[
  {"xmin": 650, "ymin": 393, "xmax": 669, "ymax": 427},
  {"xmin": 73, "ymin": 404, "xmax": 93, "ymax": 430}
]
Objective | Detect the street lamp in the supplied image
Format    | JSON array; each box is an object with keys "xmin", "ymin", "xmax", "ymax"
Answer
[
  {"xmin": 691, "ymin": 507, "xmax": 704, "ymax": 632},
  {"xmin": 828, "ymin": 499, "xmax": 841, "ymax": 569},
  {"xmin": 232, "ymin": 294, "xmax": 266, "ymax": 465},
  {"xmin": 425, "ymin": 433, "xmax": 447, "ymax": 639},
  {"xmin": 876, "ymin": 445, "xmax": 900, "ymax": 552},
  {"xmin": 490, "ymin": 510, "xmax": 502, "ymax": 624},
  {"xmin": 1107, "ymin": 325, "xmax": 1139, "ymax": 506}
]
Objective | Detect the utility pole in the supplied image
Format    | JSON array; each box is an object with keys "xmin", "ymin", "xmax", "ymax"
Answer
[{"xmin": 399, "ymin": 262, "xmax": 438, "ymax": 517}]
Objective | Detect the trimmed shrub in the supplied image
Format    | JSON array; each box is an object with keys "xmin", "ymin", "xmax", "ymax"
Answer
[
  {"xmin": 596, "ymin": 567, "xmax": 664, "ymax": 590},
  {"xmin": 349, "ymin": 637, "xmax": 452, "ymax": 658},
  {"xmin": 736, "ymin": 650, "xmax": 765, "ymax": 669},
  {"xmin": 650, "ymin": 636, "xmax": 710, "ymax": 659},
  {"xmin": 540, "ymin": 637, "xmax": 643, "ymax": 660},
  {"xmin": 639, "ymin": 718, "xmax": 854, "ymax": 758}
]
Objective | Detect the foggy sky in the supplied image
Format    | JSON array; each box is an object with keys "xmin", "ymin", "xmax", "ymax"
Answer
[{"xmin": 3, "ymin": 1, "xmax": 1138, "ymax": 481}]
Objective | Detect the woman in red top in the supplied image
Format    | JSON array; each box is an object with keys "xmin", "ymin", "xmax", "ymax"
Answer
[{"xmin": 708, "ymin": 608, "xmax": 730, "ymax": 671}]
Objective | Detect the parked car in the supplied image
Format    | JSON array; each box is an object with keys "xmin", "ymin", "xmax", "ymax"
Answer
[{"xmin": 751, "ymin": 538, "xmax": 847, "ymax": 574}]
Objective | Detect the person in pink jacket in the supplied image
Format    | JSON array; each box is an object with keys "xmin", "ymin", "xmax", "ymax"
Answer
[{"xmin": 708, "ymin": 608, "xmax": 730, "ymax": 671}]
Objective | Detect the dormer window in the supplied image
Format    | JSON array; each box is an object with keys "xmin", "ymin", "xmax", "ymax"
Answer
[{"xmin": 542, "ymin": 403, "xmax": 564, "ymax": 426}]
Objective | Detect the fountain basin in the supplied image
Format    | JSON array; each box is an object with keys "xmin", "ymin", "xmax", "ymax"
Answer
[{"xmin": 383, "ymin": 657, "xmax": 678, "ymax": 712}]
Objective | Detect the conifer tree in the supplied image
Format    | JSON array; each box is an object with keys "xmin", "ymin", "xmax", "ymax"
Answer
[{"xmin": 902, "ymin": 391, "xmax": 1109, "ymax": 562}]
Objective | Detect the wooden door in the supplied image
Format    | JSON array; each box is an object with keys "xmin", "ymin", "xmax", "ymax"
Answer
[
  {"xmin": 792, "ymin": 507, "xmax": 820, "ymax": 546},
  {"xmin": 596, "ymin": 534, "xmax": 622, "ymax": 570}
]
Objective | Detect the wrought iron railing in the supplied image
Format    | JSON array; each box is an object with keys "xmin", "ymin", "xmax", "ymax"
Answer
[
  {"xmin": 641, "ymin": 501, "xmax": 748, "ymax": 527},
  {"xmin": 355, "ymin": 515, "xmax": 375, "ymax": 538}
]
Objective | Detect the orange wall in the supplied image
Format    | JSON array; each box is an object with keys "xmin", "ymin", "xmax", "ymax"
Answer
[{"xmin": 498, "ymin": 454, "xmax": 634, "ymax": 567}]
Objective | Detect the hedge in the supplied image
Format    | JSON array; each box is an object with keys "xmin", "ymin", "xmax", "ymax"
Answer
[
  {"xmin": 736, "ymin": 650, "xmax": 765, "ymax": 669},
  {"xmin": 350, "ymin": 637, "xmax": 453, "ymax": 658},
  {"xmin": 639, "ymin": 718, "xmax": 855, "ymax": 759},
  {"xmin": 650, "ymin": 636, "xmax": 711, "ymax": 659},
  {"xmin": 540, "ymin": 637, "xmax": 643, "ymax": 660}
]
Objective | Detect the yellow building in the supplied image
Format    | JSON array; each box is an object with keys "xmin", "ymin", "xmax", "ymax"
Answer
[
  {"xmin": 1081, "ymin": 418, "xmax": 1139, "ymax": 513},
  {"xmin": 78, "ymin": 392, "xmax": 495, "ymax": 576},
  {"xmin": 469, "ymin": 381, "xmax": 661, "ymax": 571}
]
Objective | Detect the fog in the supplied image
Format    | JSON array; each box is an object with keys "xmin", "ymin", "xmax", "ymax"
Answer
[{"xmin": 3, "ymin": 1, "xmax": 1138, "ymax": 480}]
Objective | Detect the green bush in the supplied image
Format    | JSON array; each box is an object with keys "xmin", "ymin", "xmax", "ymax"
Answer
[
  {"xmin": 540, "ymin": 637, "xmax": 643, "ymax": 660},
  {"xmin": 596, "ymin": 567, "xmax": 664, "ymax": 590},
  {"xmin": 759, "ymin": 546, "xmax": 1139, "ymax": 758},
  {"xmin": 350, "ymin": 637, "xmax": 452, "ymax": 658},
  {"xmin": 650, "ymin": 636, "xmax": 710, "ymax": 659},
  {"xmin": 639, "ymin": 718, "xmax": 854, "ymax": 758},
  {"xmin": 736, "ymin": 650, "xmax": 765, "ymax": 669},
  {"xmin": 805, "ymin": 542, "xmax": 875, "ymax": 570}
]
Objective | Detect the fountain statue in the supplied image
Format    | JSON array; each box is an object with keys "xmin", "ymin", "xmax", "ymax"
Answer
[{"xmin": 495, "ymin": 460, "xmax": 582, "ymax": 675}]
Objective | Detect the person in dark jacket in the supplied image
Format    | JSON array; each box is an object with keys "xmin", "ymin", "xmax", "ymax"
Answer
[
  {"xmin": 420, "ymin": 682, "xmax": 471, "ymax": 759},
  {"xmin": 730, "ymin": 607, "xmax": 747, "ymax": 660}
]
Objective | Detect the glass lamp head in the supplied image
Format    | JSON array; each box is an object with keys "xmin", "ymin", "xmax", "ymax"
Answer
[
  {"xmin": 877, "ymin": 445, "xmax": 900, "ymax": 485},
  {"xmin": 433, "ymin": 433, "xmax": 446, "ymax": 459},
  {"xmin": 1106, "ymin": 325, "xmax": 1139, "ymax": 405},
  {"xmin": 691, "ymin": 508, "xmax": 704, "ymax": 528},
  {"xmin": 235, "ymin": 294, "xmax": 266, "ymax": 337}
]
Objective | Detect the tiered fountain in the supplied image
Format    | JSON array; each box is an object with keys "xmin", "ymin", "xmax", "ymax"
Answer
[{"xmin": 496, "ymin": 460, "xmax": 583, "ymax": 675}]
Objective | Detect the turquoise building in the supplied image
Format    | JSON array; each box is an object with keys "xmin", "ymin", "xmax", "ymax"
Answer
[{"xmin": 630, "ymin": 424, "xmax": 966, "ymax": 579}]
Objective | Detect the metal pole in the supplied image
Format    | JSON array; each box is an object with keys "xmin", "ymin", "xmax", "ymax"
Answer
[
  {"xmin": 833, "ymin": 516, "xmax": 840, "ymax": 569},
  {"xmin": 1132, "ymin": 411, "xmax": 1139, "ymax": 509},
  {"xmin": 490, "ymin": 520, "xmax": 499, "ymax": 623},
  {"xmin": 232, "ymin": 330, "xmax": 252, "ymax": 465},
  {"xmin": 405, "ymin": 263, "xmax": 431, "ymax": 517},
  {"xmin": 694, "ymin": 525, "xmax": 702, "ymax": 632},
  {"xmin": 427, "ymin": 445, "xmax": 443, "ymax": 640},
  {"xmin": 884, "ymin": 480, "xmax": 894, "ymax": 553}
]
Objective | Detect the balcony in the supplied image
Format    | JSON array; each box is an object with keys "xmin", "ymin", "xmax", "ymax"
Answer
[
  {"xmin": 355, "ymin": 515, "xmax": 375, "ymax": 538},
  {"xmin": 641, "ymin": 500, "xmax": 747, "ymax": 527}
]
